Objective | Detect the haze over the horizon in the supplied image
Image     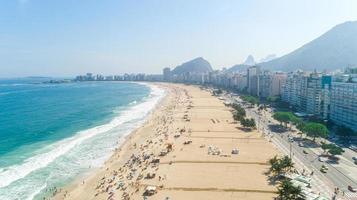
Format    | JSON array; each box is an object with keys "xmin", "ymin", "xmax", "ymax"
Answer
[{"xmin": 1, "ymin": 0, "xmax": 357, "ymax": 77}]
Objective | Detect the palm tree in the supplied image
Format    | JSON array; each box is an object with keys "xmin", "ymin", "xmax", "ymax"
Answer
[
  {"xmin": 269, "ymin": 155, "xmax": 279, "ymax": 166},
  {"xmin": 269, "ymin": 156, "xmax": 280, "ymax": 174},
  {"xmin": 280, "ymin": 155, "xmax": 294, "ymax": 173},
  {"xmin": 277, "ymin": 180, "xmax": 304, "ymax": 200},
  {"xmin": 268, "ymin": 155, "xmax": 294, "ymax": 177}
]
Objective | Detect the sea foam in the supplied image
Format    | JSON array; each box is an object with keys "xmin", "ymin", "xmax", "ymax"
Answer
[{"xmin": 0, "ymin": 83, "xmax": 165, "ymax": 200}]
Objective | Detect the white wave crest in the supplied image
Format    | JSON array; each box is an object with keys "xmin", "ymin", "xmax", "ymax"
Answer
[{"xmin": 0, "ymin": 83, "xmax": 165, "ymax": 189}]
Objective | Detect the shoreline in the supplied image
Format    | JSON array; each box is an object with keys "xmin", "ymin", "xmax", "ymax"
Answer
[
  {"xmin": 49, "ymin": 83, "xmax": 170, "ymax": 200},
  {"xmin": 52, "ymin": 83, "xmax": 281, "ymax": 200},
  {"xmin": 0, "ymin": 81, "xmax": 167, "ymax": 200}
]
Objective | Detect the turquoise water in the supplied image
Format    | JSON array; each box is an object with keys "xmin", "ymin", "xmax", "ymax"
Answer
[{"xmin": 0, "ymin": 78, "xmax": 165, "ymax": 200}]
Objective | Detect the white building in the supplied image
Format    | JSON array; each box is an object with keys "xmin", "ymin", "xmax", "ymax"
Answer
[
  {"xmin": 282, "ymin": 71, "xmax": 309, "ymax": 112},
  {"xmin": 259, "ymin": 71, "xmax": 287, "ymax": 98},
  {"xmin": 330, "ymin": 81, "xmax": 357, "ymax": 131},
  {"xmin": 306, "ymin": 73, "xmax": 322, "ymax": 115}
]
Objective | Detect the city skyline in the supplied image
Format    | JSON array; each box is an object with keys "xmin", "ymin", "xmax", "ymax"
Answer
[{"xmin": 1, "ymin": 0, "xmax": 357, "ymax": 77}]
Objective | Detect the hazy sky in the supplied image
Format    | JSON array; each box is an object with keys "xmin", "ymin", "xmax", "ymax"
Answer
[{"xmin": 1, "ymin": 0, "xmax": 357, "ymax": 77}]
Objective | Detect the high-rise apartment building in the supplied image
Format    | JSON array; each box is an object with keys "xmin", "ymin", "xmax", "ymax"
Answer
[
  {"xmin": 282, "ymin": 72, "xmax": 332, "ymax": 117},
  {"xmin": 259, "ymin": 71, "xmax": 287, "ymax": 98},
  {"xmin": 306, "ymin": 72, "xmax": 322, "ymax": 115},
  {"xmin": 282, "ymin": 71, "xmax": 308, "ymax": 112},
  {"xmin": 321, "ymin": 75, "xmax": 332, "ymax": 119},
  {"xmin": 247, "ymin": 66, "xmax": 260, "ymax": 96},
  {"xmin": 163, "ymin": 67, "xmax": 171, "ymax": 82},
  {"xmin": 330, "ymin": 77, "xmax": 357, "ymax": 130},
  {"xmin": 233, "ymin": 74, "xmax": 248, "ymax": 91}
]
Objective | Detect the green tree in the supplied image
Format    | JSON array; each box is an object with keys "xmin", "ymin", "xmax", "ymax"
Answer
[
  {"xmin": 269, "ymin": 155, "xmax": 282, "ymax": 176},
  {"xmin": 267, "ymin": 96, "xmax": 279, "ymax": 102},
  {"xmin": 241, "ymin": 95, "xmax": 260, "ymax": 105},
  {"xmin": 231, "ymin": 103, "xmax": 246, "ymax": 122},
  {"xmin": 320, "ymin": 142, "xmax": 344, "ymax": 157},
  {"xmin": 303, "ymin": 122, "xmax": 329, "ymax": 141},
  {"xmin": 240, "ymin": 118, "xmax": 256, "ymax": 129},
  {"xmin": 273, "ymin": 112, "xmax": 291, "ymax": 127},
  {"xmin": 327, "ymin": 145, "xmax": 345, "ymax": 157},
  {"xmin": 280, "ymin": 155, "xmax": 294, "ymax": 172},
  {"xmin": 277, "ymin": 180, "xmax": 304, "ymax": 200},
  {"xmin": 294, "ymin": 119, "xmax": 305, "ymax": 133},
  {"xmin": 320, "ymin": 142, "xmax": 334, "ymax": 153},
  {"xmin": 247, "ymin": 118, "xmax": 256, "ymax": 129},
  {"xmin": 232, "ymin": 103, "xmax": 246, "ymax": 117},
  {"xmin": 268, "ymin": 155, "xmax": 294, "ymax": 177},
  {"xmin": 287, "ymin": 114, "xmax": 301, "ymax": 130},
  {"xmin": 233, "ymin": 112, "xmax": 244, "ymax": 122},
  {"xmin": 291, "ymin": 116, "xmax": 303, "ymax": 127}
]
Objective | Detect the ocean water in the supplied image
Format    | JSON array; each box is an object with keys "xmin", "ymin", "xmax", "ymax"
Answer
[{"xmin": 0, "ymin": 78, "xmax": 165, "ymax": 200}]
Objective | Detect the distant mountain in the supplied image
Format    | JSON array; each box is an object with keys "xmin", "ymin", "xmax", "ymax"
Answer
[
  {"xmin": 243, "ymin": 55, "xmax": 256, "ymax": 66},
  {"xmin": 260, "ymin": 21, "xmax": 357, "ymax": 71},
  {"xmin": 226, "ymin": 55, "xmax": 256, "ymax": 73},
  {"xmin": 172, "ymin": 57, "xmax": 213, "ymax": 74},
  {"xmin": 260, "ymin": 54, "xmax": 276, "ymax": 63},
  {"xmin": 226, "ymin": 64, "xmax": 250, "ymax": 73}
]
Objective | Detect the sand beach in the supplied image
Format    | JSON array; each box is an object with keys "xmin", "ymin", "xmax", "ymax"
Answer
[{"xmin": 52, "ymin": 83, "xmax": 282, "ymax": 200}]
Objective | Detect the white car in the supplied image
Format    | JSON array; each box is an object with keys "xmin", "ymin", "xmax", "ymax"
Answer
[{"xmin": 319, "ymin": 157, "xmax": 328, "ymax": 162}]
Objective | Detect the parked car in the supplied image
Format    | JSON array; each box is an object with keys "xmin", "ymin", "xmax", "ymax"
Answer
[
  {"xmin": 320, "ymin": 165, "xmax": 328, "ymax": 173},
  {"xmin": 320, "ymin": 167, "xmax": 327, "ymax": 173}
]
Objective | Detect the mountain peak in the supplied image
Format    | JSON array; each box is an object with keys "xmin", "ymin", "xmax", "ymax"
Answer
[
  {"xmin": 243, "ymin": 55, "xmax": 256, "ymax": 66},
  {"xmin": 172, "ymin": 57, "xmax": 213, "ymax": 75},
  {"xmin": 260, "ymin": 20, "xmax": 357, "ymax": 71}
]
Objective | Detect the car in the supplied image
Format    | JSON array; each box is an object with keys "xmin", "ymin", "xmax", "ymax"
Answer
[
  {"xmin": 318, "ymin": 157, "xmax": 324, "ymax": 162},
  {"xmin": 321, "ymin": 164, "xmax": 328, "ymax": 170},
  {"xmin": 320, "ymin": 167, "xmax": 327, "ymax": 173},
  {"xmin": 348, "ymin": 185, "xmax": 357, "ymax": 192},
  {"xmin": 320, "ymin": 165, "xmax": 328, "ymax": 173},
  {"xmin": 353, "ymin": 156, "xmax": 357, "ymax": 161},
  {"xmin": 303, "ymin": 150, "xmax": 308, "ymax": 154}
]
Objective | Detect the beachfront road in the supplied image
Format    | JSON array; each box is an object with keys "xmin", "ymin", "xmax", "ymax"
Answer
[{"xmin": 241, "ymin": 103, "xmax": 357, "ymax": 199}]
